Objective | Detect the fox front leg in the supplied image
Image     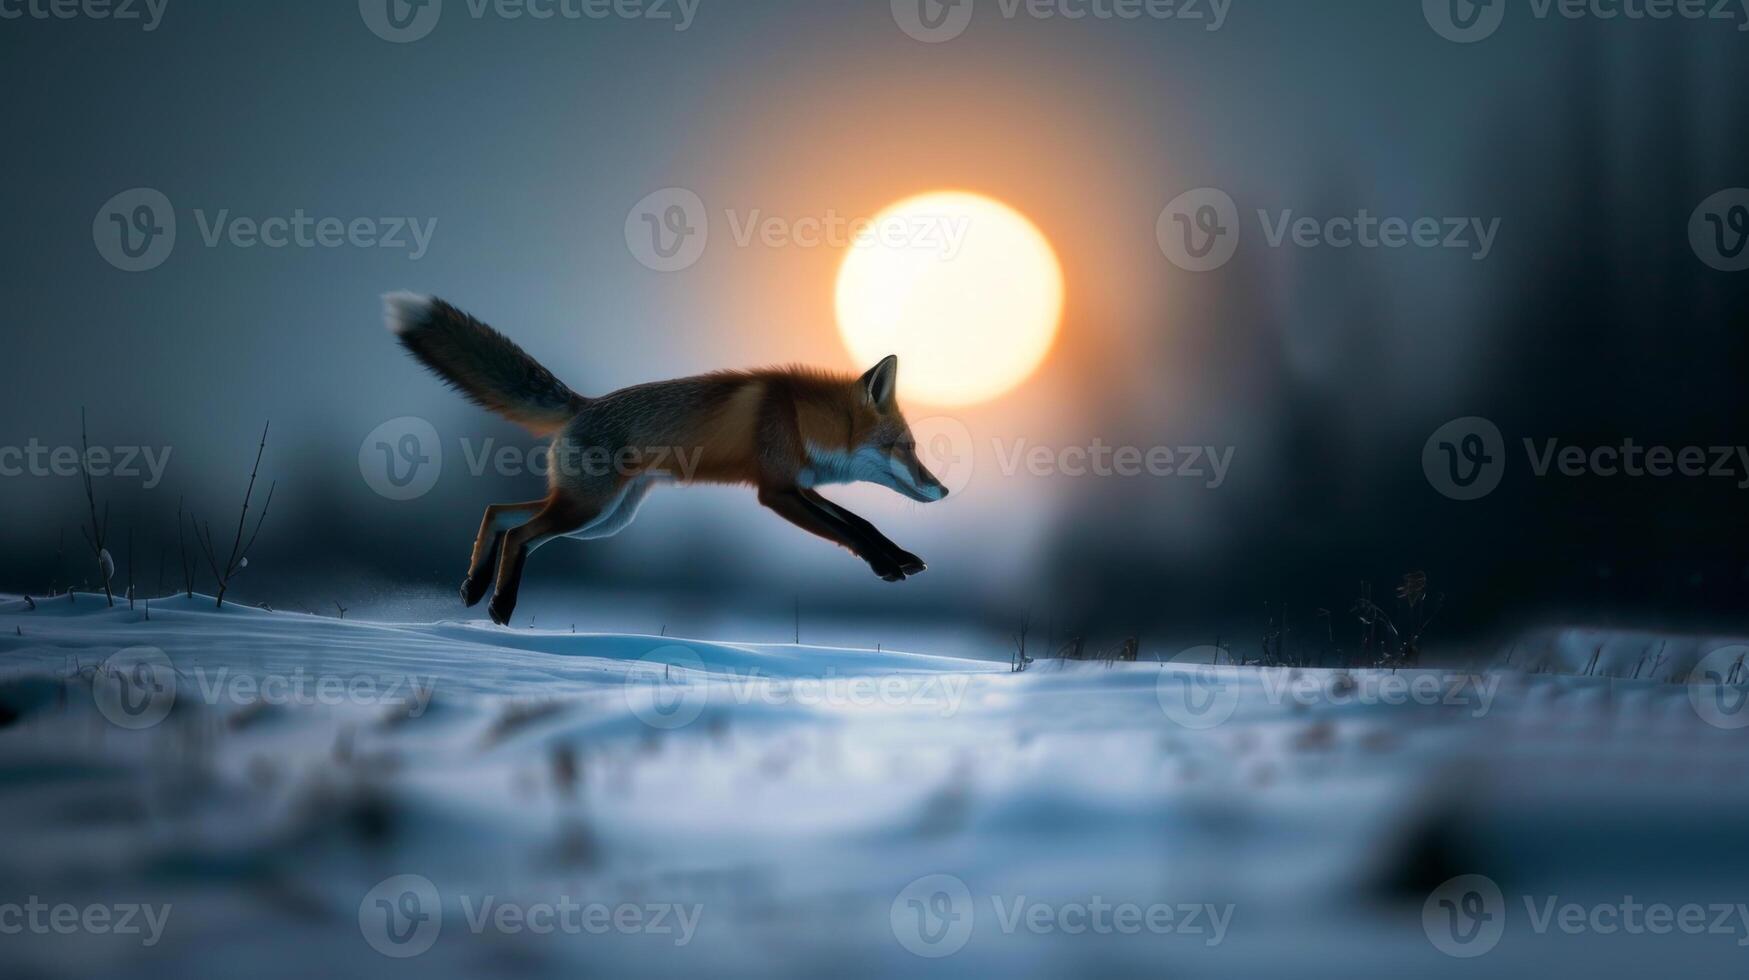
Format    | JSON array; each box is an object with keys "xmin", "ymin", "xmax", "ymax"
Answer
[
  {"xmin": 758, "ymin": 487, "xmax": 915, "ymax": 582},
  {"xmin": 800, "ymin": 489, "xmax": 926, "ymax": 576}
]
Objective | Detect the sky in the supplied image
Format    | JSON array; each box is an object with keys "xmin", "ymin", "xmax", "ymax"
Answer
[{"xmin": 2, "ymin": 0, "xmax": 1747, "ymax": 646}]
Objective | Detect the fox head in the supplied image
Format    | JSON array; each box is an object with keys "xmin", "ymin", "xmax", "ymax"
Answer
[{"xmin": 806, "ymin": 355, "xmax": 948, "ymax": 502}]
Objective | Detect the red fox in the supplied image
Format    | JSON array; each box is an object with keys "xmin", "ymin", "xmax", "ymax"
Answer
[{"xmin": 386, "ymin": 294, "xmax": 946, "ymax": 625}]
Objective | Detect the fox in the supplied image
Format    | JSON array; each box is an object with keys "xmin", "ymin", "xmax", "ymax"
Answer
[{"xmin": 385, "ymin": 293, "xmax": 948, "ymax": 626}]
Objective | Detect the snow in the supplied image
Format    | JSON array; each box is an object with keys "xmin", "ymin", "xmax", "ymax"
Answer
[{"xmin": 1, "ymin": 594, "xmax": 1746, "ymax": 978}]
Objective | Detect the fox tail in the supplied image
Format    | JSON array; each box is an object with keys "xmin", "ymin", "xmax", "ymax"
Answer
[{"xmin": 385, "ymin": 293, "xmax": 585, "ymax": 437}]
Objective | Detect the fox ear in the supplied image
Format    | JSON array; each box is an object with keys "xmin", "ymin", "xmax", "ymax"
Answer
[{"xmin": 859, "ymin": 355, "xmax": 899, "ymax": 407}]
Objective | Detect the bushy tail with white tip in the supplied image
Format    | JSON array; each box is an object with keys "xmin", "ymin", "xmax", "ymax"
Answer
[{"xmin": 385, "ymin": 293, "xmax": 586, "ymax": 437}]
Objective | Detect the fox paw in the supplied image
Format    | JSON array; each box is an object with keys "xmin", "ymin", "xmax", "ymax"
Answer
[
  {"xmin": 461, "ymin": 574, "xmax": 490, "ymax": 608},
  {"xmin": 867, "ymin": 556, "xmax": 908, "ymax": 583},
  {"xmin": 893, "ymin": 551, "xmax": 927, "ymax": 576},
  {"xmin": 487, "ymin": 594, "xmax": 516, "ymax": 626}
]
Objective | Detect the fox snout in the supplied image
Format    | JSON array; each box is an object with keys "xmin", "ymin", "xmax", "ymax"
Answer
[{"xmin": 890, "ymin": 445, "xmax": 949, "ymax": 502}]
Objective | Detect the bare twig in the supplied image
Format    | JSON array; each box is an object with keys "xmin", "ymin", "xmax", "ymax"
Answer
[
  {"xmin": 77, "ymin": 408, "xmax": 114, "ymax": 607},
  {"xmin": 50, "ymin": 526, "xmax": 64, "ymax": 597},
  {"xmin": 177, "ymin": 496, "xmax": 194, "ymax": 598},
  {"xmin": 194, "ymin": 422, "xmax": 275, "ymax": 608}
]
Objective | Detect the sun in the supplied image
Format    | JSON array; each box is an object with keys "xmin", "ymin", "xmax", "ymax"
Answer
[{"xmin": 835, "ymin": 191, "xmax": 1063, "ymax": 406}]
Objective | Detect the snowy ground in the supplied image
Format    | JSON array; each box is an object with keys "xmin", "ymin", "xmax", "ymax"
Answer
[{"xmin": 2, "ymin": 594, "xmax": 1747, "ymax": 978}]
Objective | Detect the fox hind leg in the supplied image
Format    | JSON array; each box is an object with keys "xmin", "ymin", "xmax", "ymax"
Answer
[
  {"xmin": 463, "ymin": 500, "xmax": 544, "ymax": 607},
  {"xmin": 487, "ymin": 491, "xmax": 604, "ymax": 627}
]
